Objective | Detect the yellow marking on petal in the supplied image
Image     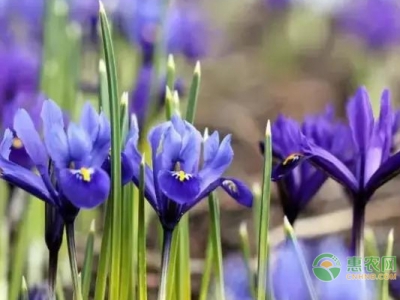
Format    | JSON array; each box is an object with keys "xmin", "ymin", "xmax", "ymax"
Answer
[
  {"xmin": 172, "ymin": 170, "xmax": 192, "ymax": 182},
  {"xmin": 223, "ymin": 180, "xmax": 238, "ymax": 193},
  {"xmin": 282, "ymin": 153, "xmax": 301, "ymax": 166},
  {"xmin": 80, "ymin": 168, "xmax": 91, "ymax": 182},
  {"xmin": 12, "ymin": 138, "xmax": 23, "ymax": 149}
]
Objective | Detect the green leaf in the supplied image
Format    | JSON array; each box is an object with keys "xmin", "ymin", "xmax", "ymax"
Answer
[
  {"xmin": 138, "ymin": 156, "xmax": 148, "ymax": 300},
  {"xmin": 185, "ymin": 62, "xmax": 201, "ymax": 123},
  {"xmin": 99, "ymin": 2, "xmax": 123, "ymax": 300},
  {"xmin": 239, "ymin": 222, "xmax": 256, "ymax": 298},
  {"xmin": 198, "ymin": 234, "xmax": 213, "ymax": 300},
  {"xmin": 256, "ymin": 121, "xmax": 272, "ymax": 300},
  {"xmin": 81, "ymin": 220, "xmax": 95, "ymax": 300},
  {"xmin": 283, "ymin": 217, "xmax": 318, "ymax": 300},
  {"xmin": 208, "ymin": 193, "xmax": 225, "ymax": 300},
  {"xmin": 380, "ymin": 229, "xmax": 394, "ymax": 300}
]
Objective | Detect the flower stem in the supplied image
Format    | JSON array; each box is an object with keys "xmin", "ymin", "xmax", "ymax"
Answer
[
  {"xmin": 48, "ymin": 250, "xmax": 58, "ymax": 299},
  {"xmin": 351, "ymin": 202, "xmax": 366, "ymax": 257},
  {"xmin": 158, "ymin": 229, "xmax": 173, "ymax": 300},
  {"xmin": 66, "ymin": 222, "xmax": 82, "ymax": 300}
]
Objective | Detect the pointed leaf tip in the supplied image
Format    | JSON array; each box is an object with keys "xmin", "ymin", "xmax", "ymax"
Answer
[
  {"xmin": 167, "ymin": 54, "xmax": 175, "ymax": 69},
  {"xmin": 194, "ymin": 61, "xmax": 201, "ymax": 75},
  {"xmin": 165, "ymin": 86, "xmax": 173, "ymax": 100},
  {"xmin": 99, "ymin": 59, "xmax": 106, "ymax": 72},
  {"xmin": 283, "ymin": 216, "xmax": 294, "ymax": 236},
  {"xmin": 252, "ymin": 182, "xmax": 261, "ymax": 196},
  {"xmin": 99, "ymin": 1, "xmax": 105, "ymax": 13},
  {"xmin": 388, "ymin": 228, "xmax": 394, "ymax": 242},
  {"xmin": 141, "ymin": 153, "xmax": 145, "ymax": 165},
  {"xmin": 173, "ymin": 90, "xmax": 180, "ymax": 103},
  {"xmin": 239, "ymin": 222, "xmax": 248, "ymax": 237},
  {"xmin": 121, "ymin": 92, "xmax": 129, "ymax": 106},
  {"xmin": 265, "ymin": 120, "xmax": 271, "ymax": 136},
  {"xmin": 90, "ymin": 219, "xmax": 96, "ymax": 232}
]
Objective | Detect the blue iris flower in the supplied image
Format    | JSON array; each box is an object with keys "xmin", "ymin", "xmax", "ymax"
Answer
[
  {"xmin": 0, "ymin": 100, "xmax": 112, "ymax": 223},
  {"xmin": 125, "ymin": 114, "xmax": 253, "ymax": 230}
]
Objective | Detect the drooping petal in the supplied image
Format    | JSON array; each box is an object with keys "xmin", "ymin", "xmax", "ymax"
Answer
[
  {"xmin": 124, "ymin": 136, "xmax": 157, "ymax": 207},
  {"xmin": 365, "ymin": 151, "xmax": 400, "ymax": 198},
  {"xmin": 13, "ymin": 109, "xmax": 48, "ymax": 168},
  {"xmin": 302, "ymin": 142, "xmax": 359, "ymax": 194},
  {"xmin": 198, "ymin": 134, "xmax": 233, "ymax": 190},
  {"xmin": 0, "ymin": 131, "xmax": 52, "ymax": 202},
  {"xmin": 220, "ymin": 178, "xmax": 253, "ymax": 207},
  {"xmin": 58, "ymin": 167, "xmax": 110, "ymax": 209},
  {"xmin": 346, "ymin": 87, "xmax": 374, "ymax": 153},
  {"xmin": 158, "ymin": 170, "xmax": 200, "ymax": 204},
  {"xmin": 101, "ymin": 152, "xmax": 134, "ymax": 185}
]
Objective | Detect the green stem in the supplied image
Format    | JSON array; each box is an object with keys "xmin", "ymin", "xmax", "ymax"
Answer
[
  {"xmin": 66, "ymin": 222, "xmax": 82, "ymax": 300},
  {"xmin": 158, "ymin": 229, "xmax": 173, "ymax": 300}
]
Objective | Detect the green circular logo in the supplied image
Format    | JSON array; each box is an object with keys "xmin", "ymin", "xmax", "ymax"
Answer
[{"xmin": 312, "ymin": 253, "xmax": 341, "ymax": 282}]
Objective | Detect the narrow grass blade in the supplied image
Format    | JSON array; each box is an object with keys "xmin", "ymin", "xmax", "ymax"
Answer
[
  {"xmin": 239, "ymin": 222, "xmax": 256, "ymax": 298},
  {"xmin": 199, "ymin": 233, "xmax": 213, "ymax": 300},
  {"xmin": 185, "ymin": 62, "xmax": 201, "ymax": 123},
  {"xmin": 99, "ymin": 3, "xmax": 122, "ymax": 299},
  {"xmin": 176, "ymin": 216, "xmax": 191, "ymax": 299},
  {"xmin": 283, "ymin": 217, "xmax": 318, "ymax": 300},
  {"xmin": 166, "ymin": 228, "xmax": 180, "ymax": 300},
  {"xmin": 138, "ymin": 156, "xmax": 148, "ymax": 300},
  {"xmin": 208, "ymin": 193, "xmax": 225, "ymax": 300},
  {"xmin": 120, "ymin": 92, "xmax": 130, "ymax": 144},
  {"xmin": 131, "ymin": 187, "xmax": 139, "ymax": 299},
  {"xmin": 165, "ymin": 86, "xmax": 174, "ymax": 120},
  {"xmin": 252, "ymin": 183, "xmax": 261, "ymax": 246},
  {"xmin": 166, "ymin": 54, "xmax": 175, "ymax": 90},
  {"xmin": 56, "ymin": 274, "xmax": 66, "ymax": 300},
  {"xmin": 98, "ymin": 59, "xmax": 110, "ymax": 118},
  {"xmin": 119, "ymin": 183, "xmax": 134, "ymax": 300},
  {"xmin": 66, "ymin": 223, "xmax": 83, "ymax": 300},
  {"xmin": 380, "ymin": 229, "xmax": 394, "ymax": 300},
  {"xmin": 364, "ymin": 227, "xmax": 380, "ymax": 280},
  {"xmin": 0, "ymin": 181, "xmax": 8, "ymax": 294},
  {"xmin": 9, "ymin": 195, "xmax": 31, "ymax": 300},
  {"xmin": 20, "ymin": 277, "xmax": 28, "ymax": 300},
  {"xmin": 256, "ymin": 121, "xmax": 272, "ymax": 300},
  {"xmin": 81, "ymin": 220, "xmax": 95, "ymax": 300}
]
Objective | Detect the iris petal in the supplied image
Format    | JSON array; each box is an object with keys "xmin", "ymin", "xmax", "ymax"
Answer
[
  {"xmin": 13, "ymin": 109, "xmax": 48, "ymax": 168},
  {"xmin": 67, "ymin": 123, "xmax": 92, "ymax": 165},
  {"xmin": 220, "ymin": 178, "xmax": 253, "ymax": 207},
  {"xmin": 346, "ymin": 87, "xmax": 374, "ymax": 152},
  {"xmin": 102, "ymin": 152, "xmax": 134, "ymax": 185},
  {"xmin": 124, "ymin": 137, "xmax": 157, "ymax": 207},
  {"xmin": 179, "ymin": 125, "xmax": 201, "ymax": 173},
  {"xmin": 198, "ymin": 134, "xmax": 233, "ymax": 190},
  {"xmin": 58, "ymin": 167, "xmax": 110, "ymax": 209},
  {"xmin": 203, "ymin": 131, "xmax": 220, "ymax": 165},
  {"xmin": 366, "ymin": 151, "xmax": 400, "ymax": 197},
  {"xmin": 80, "ymin": 102, "xmax": 99, "ymax": 141},
  {"xmin": 90, "ymin": 112, "xmax": 111, "ymax": 166},
  {"xmin": 161, "ymin": 126, "xmax": 182, "ymax": 170},
  {"xmin": 158, "ymin": 170, "xmax": 200, "ymax": 204}
]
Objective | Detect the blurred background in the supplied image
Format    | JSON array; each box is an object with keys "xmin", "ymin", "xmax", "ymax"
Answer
[{"xmin": 2, "ymin": 0, "xmax": 400, "ymax": 298}]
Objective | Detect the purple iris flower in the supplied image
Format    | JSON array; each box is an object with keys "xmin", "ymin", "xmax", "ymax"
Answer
[
  {"xmin": 260, "ymin": 106, "xmax": 353, "ymax": 224},
  {"xmin": 125, "ymin": 114, "xmax": 253, "ymax": 231},
  {"xmin": 24, "ymin": 284, "xmax": 50, "ymax": 300},
  {"xmin": 118, "ymin": 0, "xmax": 208, "ymax": 63},
  {"xmin": 130, "ymin": 64, "xmax": 184, "ymax": 130},
  {"xmin": 272, "ymin": 87, "xmax": 398, "ymax": 254},
  {"xmin": 223, "ymin": 237, "xmax": 376, "ymax": 299},
  {"xmin": 0, "ymin": 100, "xmax": 112, "ymax": 223},
  {"xmin": 335, "ymin": 0, "xmax": 400, "ymax": 50},
  {"xmin": 264, "ymin": 0, "xmax": 291, "ymax": 10}
]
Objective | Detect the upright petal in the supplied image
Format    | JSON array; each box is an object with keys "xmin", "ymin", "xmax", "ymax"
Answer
[
  {"xmin": 346, "ymin": 87, "xmax": 374, "ymax": 153},
  {"xmin": 161, "ymin": 125, "xmax": 182, "ymax": 170},
  {"xmin": 198, "ymin": 134, "xmax": 233, "ymax": 190},
  {"xmin": 158, "ymin": 170, "xmax": 200, "ymax": 204},
  {"xmin": 90, "ymin": 112, "xmax": 111, "ymax": 166},
  {"xmin": 203, "ymin": 131, "xmax": 220, "ymax": 165},
  {"xmin": 13, "ymin": 109, "xmax": 48, "ymax": 168},
  {"xmin": 58, "ymin": 167, "xmax": 110, "ymax": 209},
  {"xmin": 67, "ymin": 123, "xmax": 92, "ymax": 165},
  {"xmin": 179, "ymin": 124, "xmax": 202, "ymax": 173},
  {"xmin": 80, "ymin": 101, "xmax": 100, "ymax": 142}
]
